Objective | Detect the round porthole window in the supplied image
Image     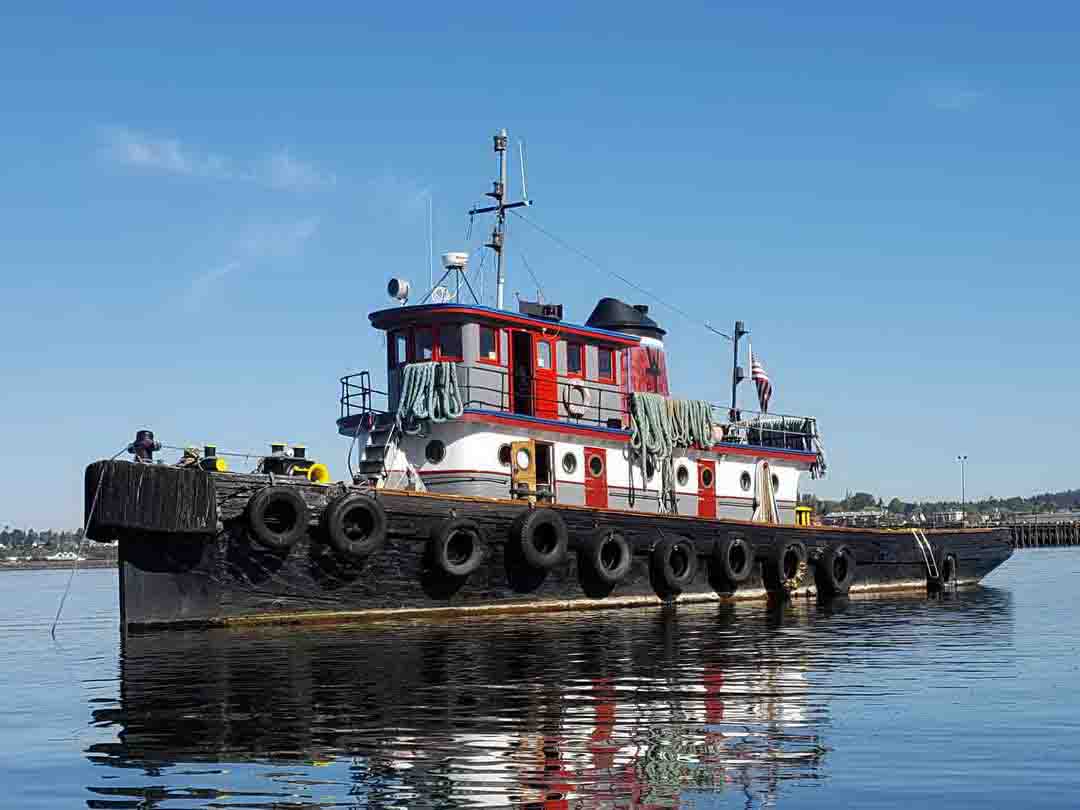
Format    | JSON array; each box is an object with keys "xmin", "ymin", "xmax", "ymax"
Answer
[
  {"xmin": 740, "ymin": 471, "xmax": 752, "ymax": 492},
  {"xmin": 516, "ymin": 447, "xmax": 532, "ymax": 470},
  {"xmin": 498, "ymin": 444, "xmax": 512, "ymax": 467},
  {"xmin": 771, "ymin": 474, "xmax": 780, "ymax": 493},
  {"xmin": 676, "ymin": 465, "xmax": 689, "ymax": 486},
  {"xmin": 562, "ymin": 452, "xmax": 578, "ymax": 474},
  {"xmin": 701, "ymin": 467, "xmax": 714, "ymax": 488},
  {"xmin": 589, "ymin": 454, "xmax": 604, "ymax": 477},
  {"xmin": 425, "ymin": 439, "xmax": 446, "ymax": 464}
]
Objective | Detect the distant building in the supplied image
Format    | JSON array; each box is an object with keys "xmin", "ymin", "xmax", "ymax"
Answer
[{"xmin": 1010, "ymin": 510, "xmax": 1080, "ymax": 525}]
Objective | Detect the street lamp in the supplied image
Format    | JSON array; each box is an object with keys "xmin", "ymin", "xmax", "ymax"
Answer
[{"xmin": 957, "ymin": 455, "xmax": 968, "ymax": 526}]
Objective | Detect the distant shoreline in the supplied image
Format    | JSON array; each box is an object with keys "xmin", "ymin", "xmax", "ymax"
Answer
[{"xmin": 0, "ymin": 559, "xmax": 116, "ymax": 572}]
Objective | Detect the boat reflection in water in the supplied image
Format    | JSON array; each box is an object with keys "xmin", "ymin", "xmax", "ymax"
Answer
[{"xmin": 87, "ymin": 590, "xmax": 1014, "ymax": 808}]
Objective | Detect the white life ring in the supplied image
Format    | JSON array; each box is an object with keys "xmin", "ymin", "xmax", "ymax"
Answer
[{"xmin": 563, "ymin": 382, "xmax": 591, "ymax": 417}]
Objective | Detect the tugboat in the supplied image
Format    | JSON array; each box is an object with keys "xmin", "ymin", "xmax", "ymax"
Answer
[{"xmin": 85, "ymin": 131, "xmax": 1012, "ymax": 630}]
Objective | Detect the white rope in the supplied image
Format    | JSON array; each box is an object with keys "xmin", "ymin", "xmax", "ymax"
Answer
[
  {"xmin": 395, "ymin": 361, "xmax": 465, "ymax": 435},
  {"xmin": 629, "ymin": 393, "xmax": 714, "ymax": 513},
  {"xmin": 51, "ymin": 446, "xmax": 127, "ymax": 638}
]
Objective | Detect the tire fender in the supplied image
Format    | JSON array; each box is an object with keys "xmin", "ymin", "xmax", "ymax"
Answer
[
  {"xmin": 246, "ymin": 485, "xmax": 309, "ymax": 551},
  {"xmin": 512, "ymin": 508, "xmax": 569, "ymax": 570},
  {"xmin": 713, "ymin": 533, "xmax": 754, "ymax": 585},
  {"xmin": 651, "ymin": 534, "xmax": 698, "ymax": 599},
  {"xmin": 815, "ymin": 544, "xmax": 856, "ymax": 596},
  {"xmin": 320, "ymin": 493, "xmax": 387, "ymax": 558},
  {"xmin": 580, "ymin": 528, "xmax": 632, "ymax": 586},
  {"xmin": 429, "ymin": 517, "xmax": 485, "ymax": 577}
]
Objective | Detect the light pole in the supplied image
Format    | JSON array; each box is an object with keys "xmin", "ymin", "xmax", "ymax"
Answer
[{"xmin": 957, "ymin": 455, "xmax": 968, "ymax": 526}]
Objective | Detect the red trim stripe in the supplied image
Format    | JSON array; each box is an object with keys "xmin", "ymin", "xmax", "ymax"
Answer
[{"xmin": 370, "ymin": 305, "xmax": 640, "ymax": 346}]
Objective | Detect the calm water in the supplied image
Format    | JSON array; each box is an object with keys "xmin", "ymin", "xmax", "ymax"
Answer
[{"xmin": 1, "ymin": 551, "xmax": 1078, "ymax": 808}]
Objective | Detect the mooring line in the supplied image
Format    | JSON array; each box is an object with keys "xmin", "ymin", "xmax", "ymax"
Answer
[{"xmin": 50, "ymin": 446, "xmax": 127, "ymax": 639}]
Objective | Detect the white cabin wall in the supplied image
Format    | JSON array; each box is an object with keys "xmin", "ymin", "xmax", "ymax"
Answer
[{"xmin": 387, "ymin": 421, "xmax": 803, "ymax": 523}]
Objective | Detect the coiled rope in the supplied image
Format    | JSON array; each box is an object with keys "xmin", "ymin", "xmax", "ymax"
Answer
[
  {"xmin": 395, "ymin": 361, "xmax": 465, "ymax": 435},
  {"xmin": 629, "ymin": 393, "xmax": 714, "ymax": 513}
]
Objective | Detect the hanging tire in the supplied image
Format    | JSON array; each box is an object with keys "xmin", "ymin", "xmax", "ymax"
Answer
[
  {"xmin": 815, "ymin": 544, "xmax": 856, "ymax": 597},
  {"xmin": 580, "ymin": 528, "xmax": 632, "ymax": 586},
  {"xmin": 651, "ymin": 534, "xmax": 698, "ymax": 598},
  {"xmin": 321, "ymin": 493, "xmax": 387, "ymax": 558},
  {"xmin": 766, "ymin": 540, "xmax": 808, "ymax": 593},
  {"xmin": 512, "ymin": 508, "xmax": 569, "ymax": 570},
  {"xmin": 932, "ymin": 552, "xmax": 958, "ymax": 588},
  {"xmin": 713, "ymin": 534, "xmax": 754, "ymax": 585},
  {"xmin": 429, "ymin": 517, "xmax": 485, "ymax": 577},
  {"xmin": 247, "ymin": 485, "xmax": 309, "ymax": 551}
]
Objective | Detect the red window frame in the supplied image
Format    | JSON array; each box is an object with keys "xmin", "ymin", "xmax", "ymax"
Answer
[
  {"xmin": 596, "ymin": 347, "xmax": 616, "ymax": 384},
  {"xmin": 391, "ymin": 324, "xmax": 465, "ymax": 365},
  {"xmin": 477, "ymin": 325, "xmax": 502, "ymax": 366},
  {"xmin": 436, "ymin": 324, "xmax": 463, "ymax": 362},
  {"xmin": 566, "ymin": 341, "xmax": 585, "ymax": 378}
]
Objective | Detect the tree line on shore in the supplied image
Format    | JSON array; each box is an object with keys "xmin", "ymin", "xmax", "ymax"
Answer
[
  {"xmin": 802, "ymin": 487, "xmax": 1080, "ymax": 518},
  {"xmin": 0, "ymin": 528, "xmax": 116, "ymax": 560}
]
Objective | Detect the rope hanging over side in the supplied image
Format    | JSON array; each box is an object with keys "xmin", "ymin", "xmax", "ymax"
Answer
[
  {"xmin": 395, "ymin": 361, "xmax": 465, "ymax": 435},
  {"xmin": 628, "ymin": 393, "xmax": 714, "ymax": 513}
]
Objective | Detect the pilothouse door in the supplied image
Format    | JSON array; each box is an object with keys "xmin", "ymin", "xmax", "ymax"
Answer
[
  {"xmin": 533, "ymin": 335, "xmax": 558, "ymax": 420},
  {"xmin": 511, "ymin": 331, "xmax": 533, "ymax": 416}
]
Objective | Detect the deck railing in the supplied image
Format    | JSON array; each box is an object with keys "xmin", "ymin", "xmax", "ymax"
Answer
[{"xmin": 339, "ymin": 370, "xmax": 823, "ymax": 455}]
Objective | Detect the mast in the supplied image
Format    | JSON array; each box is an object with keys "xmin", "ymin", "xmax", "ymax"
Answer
[
  {"xmin": 469, "ymin": 129, "xmax": 531, "ymax": 310},
  {"xmin": 730, "ymin": 320, "xmax": 749, "ymax": 420}
]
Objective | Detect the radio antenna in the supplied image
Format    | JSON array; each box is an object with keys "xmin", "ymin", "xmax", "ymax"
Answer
[{"xmin": 468, "ymin": 129, "xmax": 532, "ymax": 310}]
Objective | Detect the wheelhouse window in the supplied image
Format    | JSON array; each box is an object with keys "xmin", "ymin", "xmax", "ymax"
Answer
[
  {"xmin": 566, "ymin": 342, "xmax": 584, "ymax": 377},
  {"xmin": 414, "ymin": 327, "xmax": 434, "ymax": 361},
  {"xmin": 437, "ymin": 325, "xmax": 463, "ymax": 361},
  {"xmin": 388, "ymin": 330, "xmax": 409, "ymax": 368},
  {"xmin": 597, "ymin": 347, "xmax": 615, "ymax": 383},
  {"xmin": 478, "ymin": 326, "xmax": 501, "ymax": 364},
  {"xmin": 536, "ymin": 340, "xmax": 552, "ymax": 369}
]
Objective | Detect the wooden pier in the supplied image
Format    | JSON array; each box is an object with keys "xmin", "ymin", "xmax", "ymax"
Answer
[{"xmin": 1007, "ymin": 521, "xmax": 1080, "ymax": 549}]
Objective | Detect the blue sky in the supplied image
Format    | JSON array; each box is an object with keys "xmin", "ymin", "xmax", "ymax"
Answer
[{"xmin": 2, "ymin": 4, "xmax": 1078, "ymax": 527}]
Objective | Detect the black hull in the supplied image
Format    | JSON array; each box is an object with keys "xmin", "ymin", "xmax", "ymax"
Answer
[{"xmin": 86, "ymin": 461, "xmax": 1014, "ymax": 630}]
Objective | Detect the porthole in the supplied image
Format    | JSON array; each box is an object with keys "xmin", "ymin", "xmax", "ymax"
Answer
[
  {"xmin": 425, "ymin": 439, "xmax": 446, "ymax": 464},
  {"xmin": 562, "ymin": 452, "xmax": 578, "ymax": 474},
  {"xmin": 771, "ymin": 474, "xmax": 780, "ymax": 493},
  {"xmin": 588, "ymin": 454, "xmax": 604, "ymax": 477},
  {"xmin": 498, "ymin": 444, "xmax": 512, "ymax": 467},
  {"xmin": 740, "ymin": 471, "xmax": 752, "ymax": 492},
  {"xmin": 516, "ymin": 447, "xmax": 532, "ymax": 470},
  {"xmin": 701, "ymin": 467, "xmax": 714, "ymax": 488},
  {"xmin": 676, "ymin": 465, "xmax": 689, "ymax": 486}
]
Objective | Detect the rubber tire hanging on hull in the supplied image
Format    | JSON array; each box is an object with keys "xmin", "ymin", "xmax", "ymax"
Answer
[
  {"xmin": 651, "ymin": 535, "xmax": 698, "ymax": 600},
  {"xmin": 512, "ymin": 508, "xmax": 569, "ymax": 570},
  {"xmin": 246, "ymin": 485, "xmax": 309, "ymax": 551},
  {"xmin": 815, "ymin": 544, "xmax": 856, "ymax": 597},
  {"xmin": 930, "ymin": 552, "xmax": 958, "ymax": 590},
  {"xmin": 712, "ymin": 533, "xmax": 754, "ymax": 591},
  {"xmin": 429, "ymin": 517, "xmax": 485, "ymax": 577},
  {"xmin": 764, "ymin": 540, "xmax": 808, "ymax": 595},
  {"xmin": 321, "ymin": 493, "xmax": 387, "ymax": 558},
  {"xmin": 580, "ymin": 528, "xmax": 632, "ymax": 587}
]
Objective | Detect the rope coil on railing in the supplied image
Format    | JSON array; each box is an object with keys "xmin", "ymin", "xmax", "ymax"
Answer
[
  {"xmin": 395, "ymin": 361, "xmax": 465, "ymax": 435},
  {"xmin": 629, "ymin": 393, "xmax": 714, "ymax": 513}
]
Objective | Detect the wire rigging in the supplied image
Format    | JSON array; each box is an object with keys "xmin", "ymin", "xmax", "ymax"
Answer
[{"xmin": 510, "ymin": 210, "xmax": 733, "ymax": 342}]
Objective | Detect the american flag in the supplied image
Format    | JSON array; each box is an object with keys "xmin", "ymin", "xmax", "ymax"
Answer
[{"xmin": 749, "ymin": 343, "xmax": 772, "ymax": 412}]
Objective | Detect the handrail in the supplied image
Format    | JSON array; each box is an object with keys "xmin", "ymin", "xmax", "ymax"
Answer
[{"xmin": 339, "ymin": 369, "xmax": 824, "ymax": 458}]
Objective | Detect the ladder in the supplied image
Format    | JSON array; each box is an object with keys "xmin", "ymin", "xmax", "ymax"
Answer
[{"xmin": 911, "ymin": 528, "xmax": 939, "ymax": 579}]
